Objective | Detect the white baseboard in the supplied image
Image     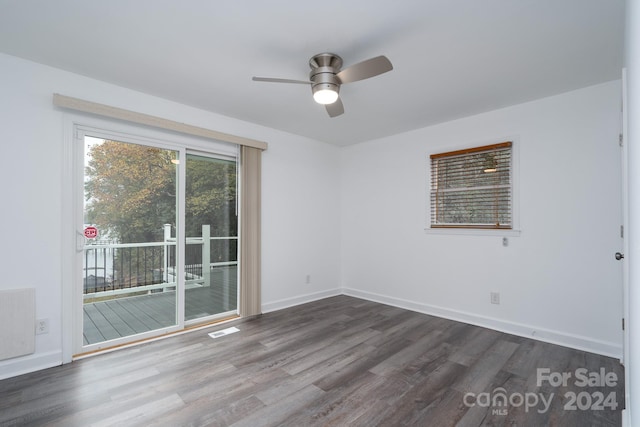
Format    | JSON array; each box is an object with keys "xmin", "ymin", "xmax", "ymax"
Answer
[
  {"xmin": 342, "ymin": 287, "xmax": 622, "ymax": 358},
  {"xmin": 0, "ymin": 350, "xmax": 62, "ymax": 380},
  {"xmin": 262, "ymin": 288, "xmax": 342, "ymax": 314}
]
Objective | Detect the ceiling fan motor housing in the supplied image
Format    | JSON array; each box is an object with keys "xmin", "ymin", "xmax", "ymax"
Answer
[{"xmin": 309, "ymin": 53, "xmax": 342, "ymax": 96}]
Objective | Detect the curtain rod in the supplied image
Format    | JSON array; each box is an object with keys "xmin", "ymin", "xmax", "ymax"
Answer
[{"xmin": 53, "ymin": 93, "xmax": 268, "ymax": 151}]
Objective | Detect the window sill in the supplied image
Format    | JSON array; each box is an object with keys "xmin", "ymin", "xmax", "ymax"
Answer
[{"xmin": 424, "ymin": 227, "xmax": 521, "ymax": 237}]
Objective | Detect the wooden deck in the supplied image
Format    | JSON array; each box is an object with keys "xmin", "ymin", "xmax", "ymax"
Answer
[{"xmin": 83, "ymin": 267, "xmax": 237, "ymax": 345}]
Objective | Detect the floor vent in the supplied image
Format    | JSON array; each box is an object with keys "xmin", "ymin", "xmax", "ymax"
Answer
[{"xmin": 208, "ymin": 326, "xmax": 240, "ymax": 339}]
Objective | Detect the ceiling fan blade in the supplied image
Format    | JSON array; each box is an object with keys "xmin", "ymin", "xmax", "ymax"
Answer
[
  {"xmin": 336, "ymin": 55, "xmax": 393, "ymax": 84},
  {"xmin": 252, "ymin": 77, "xmax": 311, "ymax": 85},
  {"xmin": 325, "ymin": 97, "xmax": 344, "ymax": 118}
]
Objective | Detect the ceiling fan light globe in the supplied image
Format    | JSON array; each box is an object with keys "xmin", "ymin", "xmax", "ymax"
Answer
[{"xmin": 313, "ymin": 88, "xmax": 339, "ymax": 104}]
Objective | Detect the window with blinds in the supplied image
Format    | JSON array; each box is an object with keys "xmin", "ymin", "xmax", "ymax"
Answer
[{"xmin": 430, "ymin": 142, "xmax": 512, "ymax": 229}]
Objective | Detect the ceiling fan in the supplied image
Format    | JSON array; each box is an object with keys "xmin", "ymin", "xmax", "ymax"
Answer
[{"xmin": 252, "ymin": 53, "xmax": 393, "ymax": 118}]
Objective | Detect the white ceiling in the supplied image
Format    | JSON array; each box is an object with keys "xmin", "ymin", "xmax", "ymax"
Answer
[{"xmin": 0, "ymin": 0, "xmax": 625, "ymax": 146}]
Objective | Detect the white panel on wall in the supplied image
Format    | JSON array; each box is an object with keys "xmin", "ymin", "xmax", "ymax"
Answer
[{"xmin": 0, "ymin": 288, "xmax": 35, "ymax": 361}]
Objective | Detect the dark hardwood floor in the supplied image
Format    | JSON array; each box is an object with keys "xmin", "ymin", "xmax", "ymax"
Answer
[{"xmin": 0, "ymin": 295, "xmax": 625, "ymax": 426}]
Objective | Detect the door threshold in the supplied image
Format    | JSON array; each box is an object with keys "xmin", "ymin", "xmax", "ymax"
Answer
[{"xmin": 73, "ymin": 314, "xmax": 240, "ymax": 360}]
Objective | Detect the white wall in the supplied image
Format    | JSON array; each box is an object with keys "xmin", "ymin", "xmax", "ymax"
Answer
[
  {"xmin": 341, "ymin": 80, "xmax": 623, "ymax": 357},
  {"xmin": 261, "ymin": 128, "xmax": 342, "ymax": 310},
  {"xmin": 0, "ymin": 52, "xmax": 341, "ymax": 379}
]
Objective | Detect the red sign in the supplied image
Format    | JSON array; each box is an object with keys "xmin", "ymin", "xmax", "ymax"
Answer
[{"xmin": 84, "ymin": 226, "xmax": 98, "ymax": 239}]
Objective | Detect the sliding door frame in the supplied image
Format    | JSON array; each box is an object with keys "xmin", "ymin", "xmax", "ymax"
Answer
[{"xmin": 62, "ymin": 114, "xmax": 238, "ymax": 359}]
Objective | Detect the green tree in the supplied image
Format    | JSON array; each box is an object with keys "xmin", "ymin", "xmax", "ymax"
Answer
[
  {"xmin": 85, "ymin": 142, "xmax": 237, "ymax": 242},
  {"xmin": 85, "ymin": 140, "xmax": 177, "ymax": 243},
  {"xmin": 185, "ymin": 155, "xmax": 237, "ymax": 238}
]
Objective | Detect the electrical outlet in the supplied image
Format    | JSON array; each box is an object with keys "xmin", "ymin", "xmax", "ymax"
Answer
[
  {"xmin": 36, "ymin": 318, "xmax": 49, "ymax": 335},
  {"xmin": 305, "ymin": 274, "xmax": 311, "ymax": 284},
  {"xmin": 490, "ymin": 292, "xmax": 500, "ymax": 305}
]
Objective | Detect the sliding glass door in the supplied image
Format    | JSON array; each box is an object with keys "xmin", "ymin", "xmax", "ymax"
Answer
[
  {"xmin": 77, "ymin": 128, "xmax": 238, "ymax": 353},
  {"xmin": 81, "ymin": 135, "xmax": 180, "ymax": 348},
  {"xmin": 184, "ymin": 154, "xmax": 238, "ymax": 322}
]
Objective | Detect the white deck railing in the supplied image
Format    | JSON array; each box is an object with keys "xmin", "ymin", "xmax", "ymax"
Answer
[{"xmin": 83, "ymin": 224, "xmax": 237, "ymax": 300}]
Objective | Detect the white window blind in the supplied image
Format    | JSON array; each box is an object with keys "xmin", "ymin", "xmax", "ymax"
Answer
[{"xmin": 430, "ymin": 142, "xmax": 512, "ymax": 229}]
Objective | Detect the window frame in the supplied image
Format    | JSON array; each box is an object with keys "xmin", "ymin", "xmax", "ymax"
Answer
[{"xmin": 426, "ymin": 139, "xmax": 520, "ymax": 236}]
